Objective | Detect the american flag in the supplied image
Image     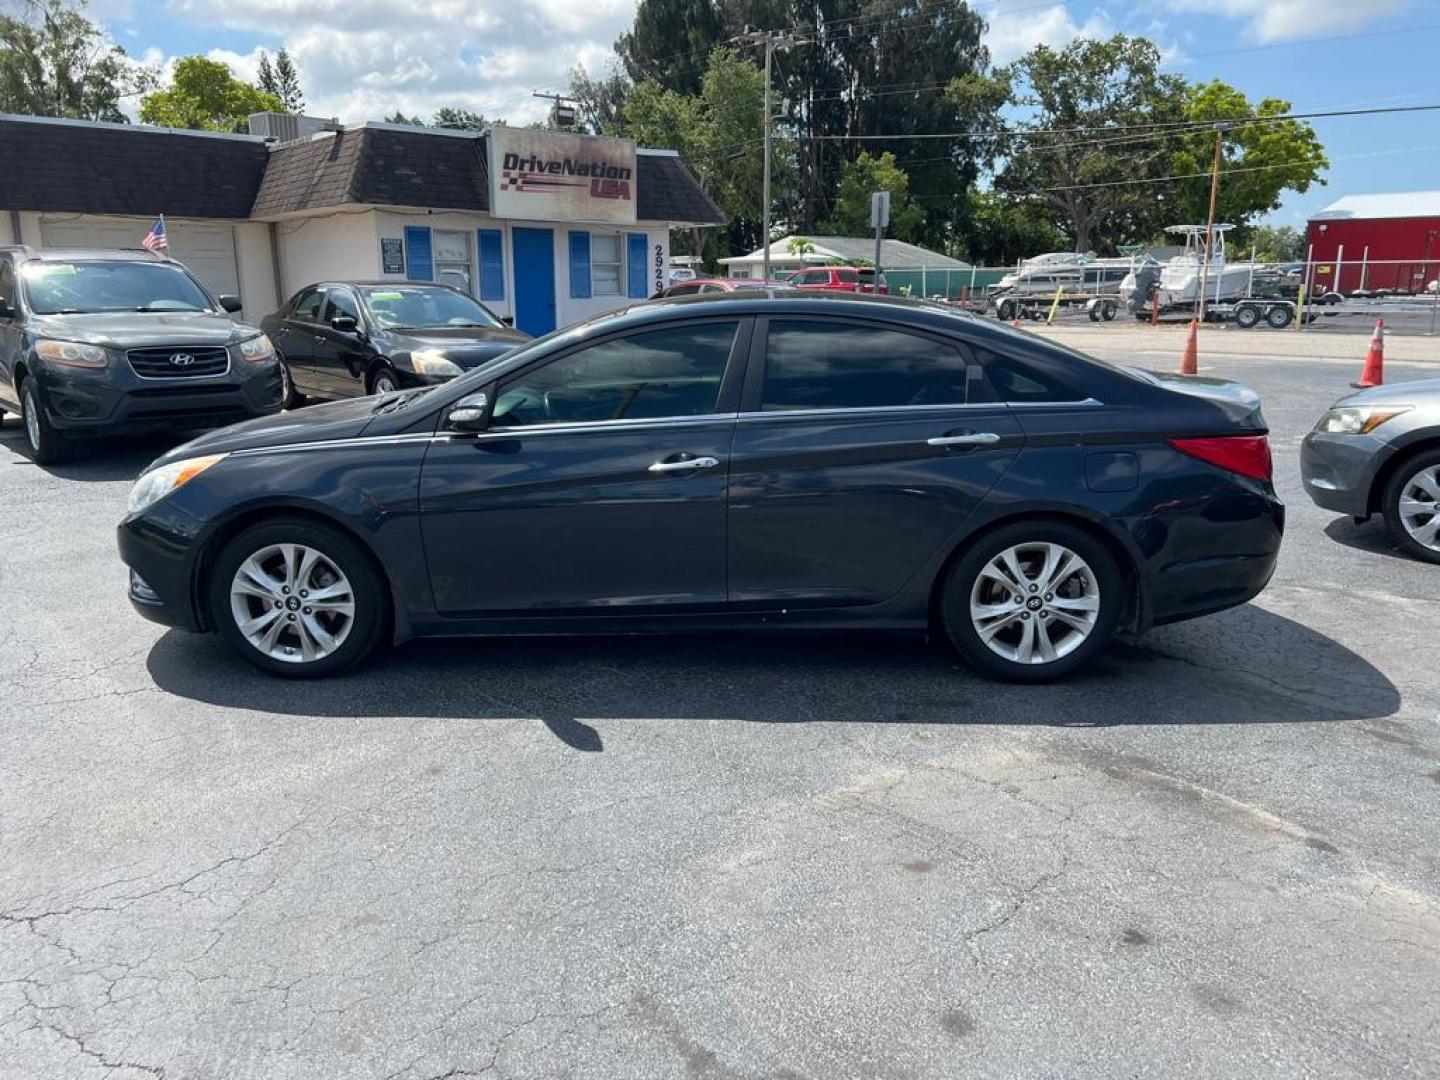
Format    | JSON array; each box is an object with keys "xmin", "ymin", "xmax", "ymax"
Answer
[{"xmin": 141, "ymin": 215, "xmax": 168, "ymax": 252}]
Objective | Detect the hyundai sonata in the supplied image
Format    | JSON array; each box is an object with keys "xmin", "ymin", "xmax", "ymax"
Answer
[{"xmin": 118, "ymin": 293, "xmax": 1284, "ymax": 681}]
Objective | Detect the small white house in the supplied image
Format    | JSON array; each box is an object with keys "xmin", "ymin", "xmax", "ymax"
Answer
[
  {"xmin": 0, "ymin": 114, "xmax": 725, "ymax": 335},
  {"xmin": 720, "ymin": 235, "xmax": 970, "ymax": 278}
]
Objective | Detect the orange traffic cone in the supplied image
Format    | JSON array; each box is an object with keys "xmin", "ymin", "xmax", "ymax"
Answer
[
  {"xmin": 1351, "ymin": 319, "xmax": 1385, "ymax": 388},
  {"xmin": 1179, "ymin": 319, "xmax": 1199, "ymax": 375}
]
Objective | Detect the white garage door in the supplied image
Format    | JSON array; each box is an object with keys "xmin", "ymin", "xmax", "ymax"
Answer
[{"xmin": 40, "ymin": 217, "xmax": 240, "ymax": 306}]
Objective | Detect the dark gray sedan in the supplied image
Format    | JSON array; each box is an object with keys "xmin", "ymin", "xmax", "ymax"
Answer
[{"xmin": 1301, "ymin": 379, "xmax": 1440, "ymax": 562}]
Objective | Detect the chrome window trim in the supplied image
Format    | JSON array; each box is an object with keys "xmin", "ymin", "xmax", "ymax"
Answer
[
  {"xmin": 735, "ymin": 398, "xmax": 1101, "ymax": 423},
  {"xmin": 458, "ymin": 412, "xmax": 741, "ymax": 440}
]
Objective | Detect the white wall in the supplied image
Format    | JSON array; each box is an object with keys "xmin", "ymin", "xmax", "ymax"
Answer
[
  {"xmin": 275, "ymin": 210, "xmax": 379, "ymax": 299},
  {"xmin": 233, "ymin": 222, "xmax": 278, "ymax": 318}
]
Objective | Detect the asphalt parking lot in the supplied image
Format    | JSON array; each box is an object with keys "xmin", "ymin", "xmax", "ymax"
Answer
[{"xmin": 2, "ymin": 330, "xmax": 1438, "ymax": 1079}]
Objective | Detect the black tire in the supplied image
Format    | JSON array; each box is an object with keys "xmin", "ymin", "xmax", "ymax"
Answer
[
  {"xmin": 1265, "ymin": 305, "xmax": 1293, "ymax": 329},
  {"xmin": 996, "ymin": 298, "xmax": 1016, "ymax": 322},
  {"xmin": 940, "ymin": 520, "xmax": 1124, "ymax": 683},
  {"xmin": 208, "ymin": 517, "xmax": 390, "ymax": 677},
  {"xmin": 367, "ymin": 364, "xmax": 400, "ymax": 396},
  {"xmin": 1381, "ymin": 449, "xmax": 1440, "ymax": 565},
  {"xmin": 277, "ymin": 353, "xmax": 304, "ymax": 410},
  {"xmin": 19, "ymin": 378, "xmax": 73, "ymax": 465},
  {"xmin": 1100, "ymin": 300, "xmax": 1117, "ymax": 321},
  {"xmin": 1234, "ymin": 304, "xmax": 1261, "ymax": 329},
  {"xmin": 1088, "ymin": 303, "xmax": 1101, "ymax": 322}
]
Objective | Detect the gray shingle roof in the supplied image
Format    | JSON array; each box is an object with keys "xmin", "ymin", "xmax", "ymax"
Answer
[
  {"xmin": 0, "ymin": 115, "xmax": 268, "ymax": 219},
  {"xmin": 0, "ymin": 114, "xmax": 725, "ymax": 227}
]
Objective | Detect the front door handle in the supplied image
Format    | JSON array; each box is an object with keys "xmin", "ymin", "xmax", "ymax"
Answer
[
  {"xmin": 648, "ymin": 455, "xmax": 721, "ymax": 473},
  {"xmin": 927, "ymin": 432, "xmax": 1002, "ymax": 447}
]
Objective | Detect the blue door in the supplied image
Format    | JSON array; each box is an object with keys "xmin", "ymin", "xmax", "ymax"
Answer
[{"xmin": 512, "ymin": 228, "xmax": 556, "ymax": 335}]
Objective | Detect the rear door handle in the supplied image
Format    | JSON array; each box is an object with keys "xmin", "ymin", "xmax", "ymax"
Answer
[
  {"xmin": 927, "ymin": 432, "xmax": 1002, "ymax": 447},
  {"xmin": 648, "ymin": 455, "xmax": 721, "ymax": 473}
]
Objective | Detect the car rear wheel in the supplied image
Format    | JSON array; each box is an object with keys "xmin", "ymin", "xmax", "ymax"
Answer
[
  {"xmin": 209, "ymin": 518, "xmax": 389, "ymax": 677},
  {"xmin": 1383, "ymin": 450, "xmax": 1440, "ymax": 564},
  {"xmin": 941, "ymin": 521, "xmax": 1123, "ymax": 682},
  {"xmin": 20, "ymin": 379, "xmax": 72, "ymax": 465}
]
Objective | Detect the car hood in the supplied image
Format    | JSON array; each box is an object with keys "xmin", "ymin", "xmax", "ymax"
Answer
[
  {"xmin": 387, "ymin": 326, "xmax": 529, "ymax": 368},
  {"xmin": 146, "ymin": 395, "xmax": 397, "ymax": 469},
  {"xmin": 26, "ymin": 311, "xmax": 261, "ymax": 348},
  {"xmin": 1332, "ymin": 378, "xmax": 1440, "ymax": 409}
]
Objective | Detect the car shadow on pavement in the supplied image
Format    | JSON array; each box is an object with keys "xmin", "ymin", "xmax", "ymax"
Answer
[
  {"xmin": 1322, "ymin": 516, "xmax": 1419, "ymax": 563},
  {"xmin": 0, "ymin": 418, "xmax": 183, "ymax": 481},
  {"xmin": 145, "ymin": 603, "xmax": 1400, "ymax": 751}
]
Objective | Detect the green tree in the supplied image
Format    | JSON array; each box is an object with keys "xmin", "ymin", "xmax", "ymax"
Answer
[
  {"xmin": 272, "ymin": 48, "xmax": 302, "ymax": 112},
  {"xmin": 568, "ymin": 64, "xmax": 630, "ymax": 136},
  {"xmin": 990, "ymin": 34, "xmax": 1190, "ymax": 252},
  {"xmin": 963, "ymin": 191, "xmax": 1067, "ymax": 266},
  {"xmin": 616, "ymin": 0, "xmax": 724, "ymax": 94},
  {"xmin": 140, "ymin": 56, "xmax": 283, "ymax": 133},
  {"xmin": 0, "ymin": 0, "xmax": 156, "ymax": 122},
  {"xmin": 1169, "ymin": 82, "xmax": 1327, "ymax": 231},
  {"xmin": 433, "ymin": 107, "xmax": 493, "ymax": 130},
  {"xmin": 1246, "ymin": 223, "xmax": 1306, "ymax": 263},
  {"xmin": 256, "ymin": 51, "xmax": 277, "ymax": 98},
  {"xmin": 820, "ymin": 151, "xmax": 925, "ymax": 241}
]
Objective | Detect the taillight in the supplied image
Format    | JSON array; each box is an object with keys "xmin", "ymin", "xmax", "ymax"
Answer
[{"xmin": 1167, "ymin": 435, "xmax": 1272, "ymax": 482}]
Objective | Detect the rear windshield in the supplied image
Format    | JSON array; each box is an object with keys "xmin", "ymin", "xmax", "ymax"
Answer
[{"xmin": 22, "ymin": 260, "xmax": 215, "ymax": 315}]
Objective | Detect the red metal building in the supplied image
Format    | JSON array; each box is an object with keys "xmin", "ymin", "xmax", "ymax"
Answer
[{"xmin": 1306, "ymin": 191, "xmax": 1440, "ymax": 294}]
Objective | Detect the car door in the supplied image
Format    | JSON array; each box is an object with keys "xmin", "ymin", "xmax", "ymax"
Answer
[
  {"xmin": 418, "ymin": 317, "xmax": 751, "ymax": 616},
  {"xmin": 726, "ymin": 315, "xmax": 1024, "ymax": 609},
  {"xmin": 0, "ymin": 256, "xmax": 20, "ymax": 407},
  {"xmin": 310, "ymin": 286, "xmax": 372, "ymax": 398},
  {"xmin": 271, "ymin": 287, "xmax": 326, "ymax": 395}
]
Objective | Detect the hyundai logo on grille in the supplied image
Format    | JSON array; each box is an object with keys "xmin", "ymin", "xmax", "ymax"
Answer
[{"xmin": 170, "ymin": 353, "xmax": 196, "ymax": 367}]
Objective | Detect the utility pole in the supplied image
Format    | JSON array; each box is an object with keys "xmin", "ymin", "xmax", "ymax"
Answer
[
  {"xmin": 1196, "ymin": 123, "xmax": 1227, "ymax": 324},
  {"xmin": 531, "ymin": 91, "xmax": 578, "ymax": 130},
  {"xmin": 733, "ymin": 29, "xmax": 805, "ymax": 282}
]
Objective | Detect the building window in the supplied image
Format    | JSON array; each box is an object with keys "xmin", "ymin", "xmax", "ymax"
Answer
[
  {"xmin": 433, "ymin": 230, "xmax": 472, "ymax": 294},
  {"xmin": 591, "ymin": 233, "xmax": 623, "ymax": 296}
]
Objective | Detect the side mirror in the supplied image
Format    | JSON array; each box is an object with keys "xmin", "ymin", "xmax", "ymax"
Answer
[
  {"xmin": 330, "ymin": 315, "xmax": 359, "ymax": 333},
  {"xmin": 217, "ymin": 295, "xmax": 243, "ymax": 313},
  {"xmin": 447, "ymin": 391, "xmax": 489, "ymax": 432},
  {"xmin": 499, "ymin": 315, "xmax": 515, "ymax": 327}
]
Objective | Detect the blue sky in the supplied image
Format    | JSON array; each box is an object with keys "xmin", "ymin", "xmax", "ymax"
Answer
[{"xmin": 97, "ymin": 0, "xmax": 1440, "ymax": 227}]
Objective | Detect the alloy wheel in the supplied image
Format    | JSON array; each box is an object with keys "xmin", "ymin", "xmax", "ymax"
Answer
[
  {"xmin": 23, "ymin": 387, "xmax": 40, "ymax": 451},
  {"xmin": 969, "ymin": 541, "xmax": 1100, "ymax": 665},
  {"xmin": 373, "ymin": 372, "xmax": 397, "ymax": 395},
  {"xmin": 1398, "ymin": 464, "xmax": 1440, "ymax": 552},
  {"xmin": 229, "ymin": 542, "xmax": 356, "ymax": 663}
]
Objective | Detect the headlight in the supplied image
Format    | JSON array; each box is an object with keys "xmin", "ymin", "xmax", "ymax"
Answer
[
  {"xmin": 236, "ymin": 334, "xmax": 275, "ymax": 363},
  {"xmin": 1314, "ymin": 405, "xmax": 1411, "ymax": 435},
  {"xmin": 410, "ymin": 349, "xmax": 463, "ymax": 377},
  {"xmin": 128, "ymin": 454, "xmax": 227, "ymax": 515},
  {"xmin": 35, "ymin": 338, "xmax": 107, "ymax": 368}
]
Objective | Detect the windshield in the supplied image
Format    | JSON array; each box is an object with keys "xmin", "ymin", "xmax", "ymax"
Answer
[
  {"xmin": 359, "ymin": 286, "xmax": 503, "ymax": 330},
  {"xmin": 22, "ymin": 261, "xmax": 215, "ymax": 315}
]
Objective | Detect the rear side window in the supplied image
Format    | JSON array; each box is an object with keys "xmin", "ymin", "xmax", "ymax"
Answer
[
  {"xmin": 974, "ymin": 347, "xmax": 1084, "ymax": 403},
  {"xmin": 761, "ymin": 319, "xmax": 973, "ymax": 410},
  {"xmin": 835, "ymin": 268, "xmax": 859, "ymax": 284}
]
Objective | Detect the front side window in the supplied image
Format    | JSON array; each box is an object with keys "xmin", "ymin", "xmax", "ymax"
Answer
[
  {"xmin": 591, "ymin": 234, "xmax": 623, "ymax": 296},
  {"xmin": 22, "ymin": 260, "xmax": 214, "ymax": 315},
  {"xmin": 291, "ymin": 287, "xmax": 326, "ymax": 322},
  {"xmin": 794, "ymin": 270, "xmax": 828, "ymax": 286},
  {"xmin": 761, "ymin": 319, "xmax": 972, "ymax": 411},
  {"xmin": 326, "ymin": 287, "xmax": 361, "ymax": 324},
  {"xmin": 0, "ymin": 260, "xmax": 15, "ymax": 312},
  {"xmin": 493, "ymin": 321, "xmax": 739, "ymax": 427}
]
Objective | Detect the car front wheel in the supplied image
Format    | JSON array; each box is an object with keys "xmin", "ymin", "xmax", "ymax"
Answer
[
  {"xmin": 368, "ymin": 365, "xmax": 399, "ymax": 396},
  {"xmin": 1383, "ymin": 450, "xmax": 1440, "ymax": 563},
  {"xmin": 209, "ymin": 518, "xmax": 389, "ymax": 677},
  {"xmin": 941, "ymin": 521, "xmax": 1123, "ymax": 682},
  {"xmin": 20, "ymin": 379, "xmax": 72, "ymax": 465}
]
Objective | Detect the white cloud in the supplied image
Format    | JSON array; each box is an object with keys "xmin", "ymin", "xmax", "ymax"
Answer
[
  {"xmin": 159, "ymin": 0, "xmax": 637, "ymax": 124},
  {"xmin": 1167, "ymin": 0, "xmax": 1413, "ymax": 41},
  {"xmin": 980, "ymin": 1, "xmax": 1116, "ymax": 65}
]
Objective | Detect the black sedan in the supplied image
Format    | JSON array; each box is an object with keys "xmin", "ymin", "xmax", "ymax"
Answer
[
  {"xmin": 260, "ymin": 281, "xmax": 529, "ymax": 405},
  {"xmin": 119, "ymin": 292, "xmax": 1284, "ymax": 682}
]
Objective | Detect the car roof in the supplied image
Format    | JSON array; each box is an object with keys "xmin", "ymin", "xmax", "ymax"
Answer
[{"xmin": 17, "ymin": 247, "xmax": 171, "ymax": 263}]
